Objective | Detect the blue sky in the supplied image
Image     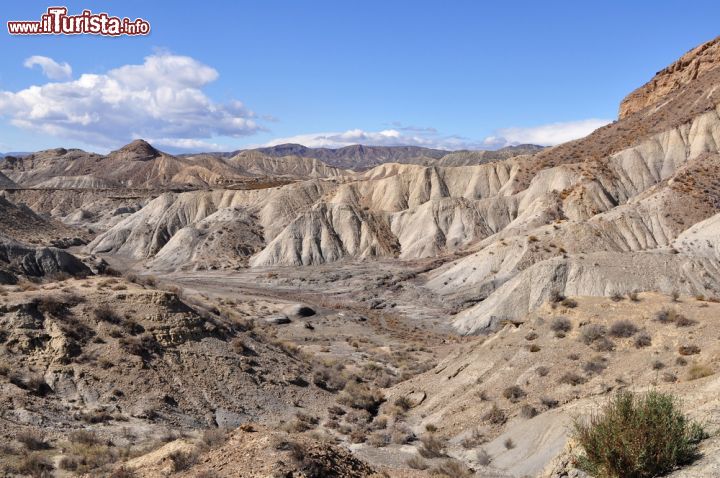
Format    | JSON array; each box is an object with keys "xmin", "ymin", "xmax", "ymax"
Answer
[{"xmin": 1, "ymin": 1, "xmax": 719, "ymax": 153}]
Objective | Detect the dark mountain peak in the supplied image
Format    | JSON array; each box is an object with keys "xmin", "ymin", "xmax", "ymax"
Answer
[{"xmin": 110, "ymin": 139, "xmax": 162, "ymax": 161}]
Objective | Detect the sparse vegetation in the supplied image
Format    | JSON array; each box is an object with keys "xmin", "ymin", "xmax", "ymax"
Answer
[
  {"xmin": 583, "ymin": 356, "xmax": 607, "ymax": 375},
  {"xmin": 483, "ymin": 404, "xmax": 506, "ymax": 425},
  {"xmin": 520, "ymin": 404, "xmax": 538, "ymax": 419},
  {"xmin": 418, "ymin": 434, "xmax": 447, "ymax": 458},
  {"xmin": 679, "ymin": 345, "xmax": 701, "ymax": 356},
  {"xmin": 573, "ymin": 390, "xmax": 704, "ymax": 478},
  {"xmin": 634, "ymin": 332, "xmax": 652, "ymax": 348},
  {"xmin": 687, "ymin": 364, "xmax": 713, "ymax": 380},
  {"xmin": 551, "ymin": 317, "xmax": 572, "ymax": 334},
  {"xmin": 16, "ymin": 430, "xmax": 50, "ymax": 450},
  {"xmin": 168, "ymin": 450, "xmax": 198, "ymax": 472},
  {"xmin": 429, "ymin": 459, "xmax": 472, "ymax": 477},
  {"xmin": 460, "ymin": 428, "xmax": 486, "ymax": 449},
  {"xmin": 580, "ymin": 324, "xmax": 607, "ymax": 344},
  {"xmin": 94, "ymin": 304, "xmax": 121, "ymax": 324},
  {"xmin": 502, "ymin": 385, "xmax": 526, "ymax": 403},
  {"xmin": 561, "ymin": 297, "xmax": 578, "ymax": 308},
  {"xmin": 609, "ymin": 319, "xmax": 638, "ymax": 338},
  {"xmin": 406, "ymin": 454, "xmax": 429, "ymax": 470},
  {"xmin": 559, "ymin": 372, "xmax": 586, "ymax": 386}
]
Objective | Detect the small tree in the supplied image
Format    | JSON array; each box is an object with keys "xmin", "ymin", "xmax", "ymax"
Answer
[{"xmin": 572, "ymin": 390, "xmax": 704, "ymax": 478}]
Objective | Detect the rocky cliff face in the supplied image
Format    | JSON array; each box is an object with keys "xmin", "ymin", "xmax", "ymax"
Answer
[{"xmin": 619, "ymin": 36, "xmax": 720, "ymax": 119}]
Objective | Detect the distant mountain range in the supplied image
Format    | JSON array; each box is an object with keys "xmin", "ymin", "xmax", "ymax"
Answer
[
  {"xmin": 0, "ymin": 152, "xmax": 30, "ymax": 159},
  {"xmin": 243, "ymin": 143, "xmax": 543, "ymax": 169}
]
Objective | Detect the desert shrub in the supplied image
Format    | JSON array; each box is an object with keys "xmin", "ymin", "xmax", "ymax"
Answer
[
  {"xmin": 651, "ymin": 360, "xmax": 665, "ymax": 370},
  {"xmin": 670, "ymin": 290, "xmax": 680, "ymax": 302},
  {"xmin": 94, "ymin": 304, "xmax": 121, "ymax": 324},
  {"xmin": 119, "ymin": 333, "xmax": 160, "ymax": 360},
  {"xmin": 312, "ymin": 365, "xmax": 347, "ymax": 392},
  {"xmin": 549, "ymin": 290, "xmax": 565, "ymax": 303},
  {"xmin": 627, "ymin": 290, "xmax": 640, "ymax": 302},
  {"xmin": 168, "ymin": 450, "xmax": 198, "ymax": 472},
  {"xmin": 609, "ymin": 320, "xmax": 638, "ymax": 338},
  {"xmin": 109, "ymin": 468, "xmax": 138, "ymax": 478},
  {"xmin": 594, "ymin": 337, "xmax": 616, "ymax": 352},
  {"xmin": 536, "ymin": 366, "xmax": 550, "ymax": 377},
  {"xmin": 634, "ymin": 332, "xmax": 652, "ymax": 348},
  {"xmin": 389, "ymin": 424, "xmax": 415, "ymax": 444},
  {"xmin": 460, "ymin": 428, "xmax": 486, "ymax": 449},
  {"xmin": 504, "ymin": 438, "xmax": 515, "ymax": 449},
  {"xmin": 476, "ymin": 448, "xmax": 492, "ymax": 465},
  {"xmin": 678, "ymin": 345, "xmax": 701, "ymax": 356},
  {"xmin": 10, "ymin": 374, "xmax": 52, "ymax": 397},
  {"xmin": 418, "ymin": 434, "xmax": 446, "ymax": 458},
  {"xmin": 284, "ymin": 412, "xmax": 319, "ymax": 433},
  {"xmin": 483, "ymin": 404, "xmax": 506, "ymax": 425},
  {"xmin": 327, "ymin": 405, "xmax": 346, "ymax": 417},
  {"xmin": 80, "ymin": 409, "xmax": 113, "ymax": 424},
  {"xmin": 528, "ymin": 344, "xmax": 541, "ymax": 352},
  {"xmin": 559, "ymin": 372, "xmax": 586, "ymax": 386},
  {"xmin": 568, "ymin": 353, "xmax": 580, "ymax": 360},
  {"xmin": 524, "ymin": 331, "xmax": 538, "ymax": 341},
  {"xmin": 231, "ymin": 338, "xmax": 256, "ymax": 356},
  {"xmin": 424, "ymin": 424, "xmax": 437, "ymax": 433},
  {"xmin": 406, "ymin": 455, "xmax": 428, "ymax": 470},
  {"xmin": 572, "ymin": 391, "xmax": 704, "ymax": 478},
  {"xmin": 655, "ymin": 307, "xmax": 682, "ymax": 324},
  {"xmin": 16, "ymin": 430, "xmax": 49, "ymax": 450},
  {"xmin": 662, "ymin": 372, "xmax": 678, "ymax": 383},
  {"xmin": 16, "ymin": 453, "xmax": 54, "ymax": 476},
  {"xmin": 35, "ymin": 295, "xmax": 73, "ymax": 316},
  {"xmin": 429, "ymin": 459, "xmax": 472, "ymax": 477},
  {"xmin": 561, "ymin": 297, "xmax": 578, "ymax": 308},
  {"xmin": 580, "ymin": 324, "xmax": 607, "ymax": 344},
  {"xmin": 610, "ymin": 292, "xmax": 624, "ymax": 302},
  {"xmin": 70, "ymin": 429, "xmax": 99, "ymax": 445},
  {"xmin": 201, "ymin": 428, "xmax": 228, "ymax": 448},
  {"xmin": 394, "ymin": 396, "xmax": 412, "ymax": 412},
  {"xmin": 674, "ymin": 315, "xmax": 697, "ymax": 327},
  {"xmin": 367, "ymin": 431, "xmax": 390, "ymax": 447},
  {"xmin": 687, "ymin": 364, "xmax": 713, "ymax": 381},
  {"xmin": 541, "ymin": 397, "xmax": 559, "ymax": 409},
  {"xmin": 59, "ymin": 456, "xmax": 80, "ymax": 471},
  {"xmin": 551, "ymin": 317, "xmax": 572, "ymax": 333},
  {"xmin": 583, "ymin": 356, "xmax": 607, "ymax": 375},
  {"xmin": 337, "ymin": 383, "xmax": 384, "ymax": 415},
  {"xmin": 502, "ymin": 385, "xmax": 526, "ymax": 403},
  {"xmin": 520, "ymin": 404, "xmax": 538, "ymax": 419}
]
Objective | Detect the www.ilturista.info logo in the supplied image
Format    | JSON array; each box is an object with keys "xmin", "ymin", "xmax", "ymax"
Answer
[{"xmin": 7, "ymin": 7, "xmax": 150, "ymax": 36}]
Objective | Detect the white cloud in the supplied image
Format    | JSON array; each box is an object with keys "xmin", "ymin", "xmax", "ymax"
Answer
[
  {"xmin": 2, "ymin": 54, "xmax": 260, "ymax": 150},
  {"xmin": 150, "ymin": 138, "xmax": 225, "ymax": 151},
  {"xmin": 482, "ymin": 119, "xmax": 611, "ymax": 148},
  {"xmin": 262, "ymin": 128, "xmax": 482, "ymax": 150},
  {"xmin": 23, "ymin": 55, "xmax": 72, "ymax": 80}
]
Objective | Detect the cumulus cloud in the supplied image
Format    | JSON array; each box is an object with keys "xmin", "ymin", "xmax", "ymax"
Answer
[
  {"xmin": 262, "ymin": 128, "xmax": 482, "ymax": 150},
  {"xmin": 482, "ymin": 118, "xmax": 611, "ymax": 148},
  {"xmin": 150, "ymin": 138, "xmax": 225, "ymax": 151},
  {"xmin": 2, "ymin": 54, "xmax": 260, "ymax": 149},
  {"xmin": 23, "ymin": 55, "xmax": 72, "ymax": 80}
]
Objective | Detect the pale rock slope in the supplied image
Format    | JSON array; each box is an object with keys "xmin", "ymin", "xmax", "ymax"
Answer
[{"xmin": 230, "ymin": 150, "xmax": 351, "ymax": 178}]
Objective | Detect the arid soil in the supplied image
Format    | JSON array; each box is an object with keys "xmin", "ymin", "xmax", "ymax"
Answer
[{"xmin": 2, "ymin": 35, "xmax": 720, "ymax": 478}]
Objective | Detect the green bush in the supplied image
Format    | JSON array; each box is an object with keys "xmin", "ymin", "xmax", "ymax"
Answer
[{"xmin": 572, "ymin": 390, "xmax": 704, "ymax": 478}]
